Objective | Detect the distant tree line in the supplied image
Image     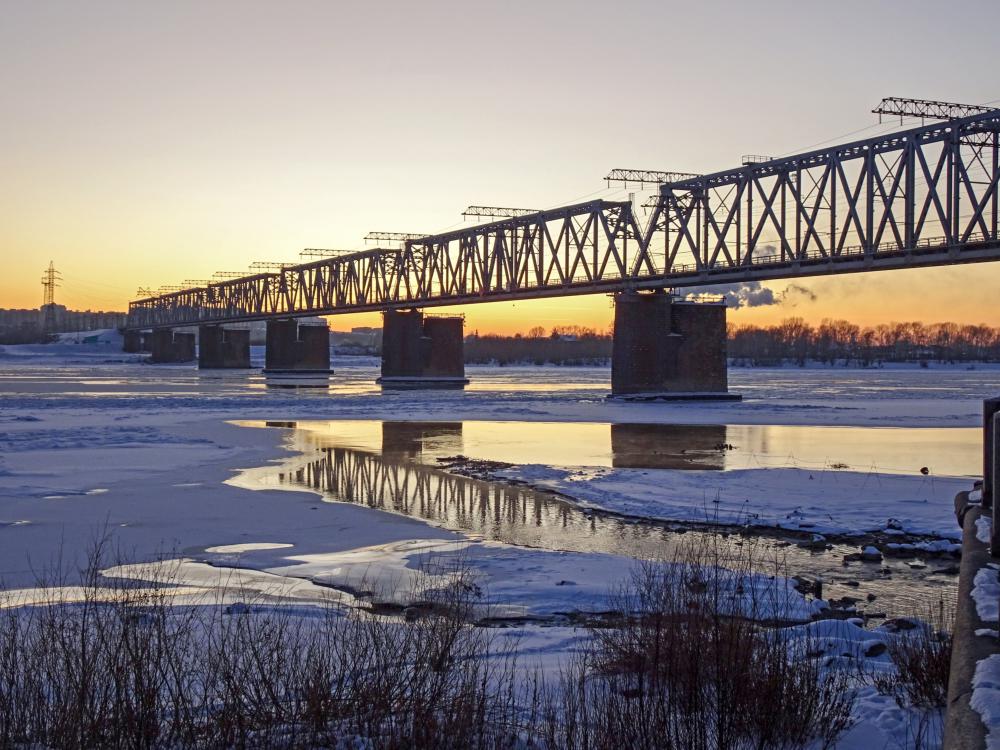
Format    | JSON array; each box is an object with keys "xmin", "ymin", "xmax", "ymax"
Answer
[
  {"xmin": 463, "ymin": 319, "xmax": 1000, "ymax": 366},
  {"xmin": 465, "ymin": 326, "xmax": 612, "ymax": 365},
  {"xmin": 728, "ymin": 318, "xmax": 1000, "ymax": 366}
]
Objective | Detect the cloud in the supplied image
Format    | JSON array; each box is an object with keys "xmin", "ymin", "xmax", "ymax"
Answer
[
  {"xmin": 779, "ymin": 284, "xmax": 817, "ymax": 306},
  {"xmin": 680, "ymin": 281, "xmax": 818, "ymax": 309}
]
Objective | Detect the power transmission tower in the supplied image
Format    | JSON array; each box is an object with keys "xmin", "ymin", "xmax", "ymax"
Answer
[{"xmin": 40, "ymin": 261, "xmax": 62, "ymax": 333}]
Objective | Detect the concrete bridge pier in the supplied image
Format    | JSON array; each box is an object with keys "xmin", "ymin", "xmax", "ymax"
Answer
[
  {"xmin": 610, "ymin": 290, "xmax": 739, "ymax": 400},
  {"xmin": 377, "ymin": 309, "xmax": 468, "ymax": 388},
  {"xmin": 198, "ymin": 325, "xmax": 251, "ymax": 369},
  {"xmin": 263, "ymin": 319, "xmax": 332, "ymax": 374},
  {"xmin": 148, "ymin": 329, "xmax": 196, "ymax": 363},
  {"xmin": 122, "ymin": 329, "xmax": 150, "ymax": 353}
]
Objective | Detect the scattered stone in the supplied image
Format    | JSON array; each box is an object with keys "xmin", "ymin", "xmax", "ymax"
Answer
[
  {"xmin": 864, "ymin": 642, "xmax": 888, "ymax": 658},
  {"xmin": 797, "ymin": 533, "xmax": 828, "ymax": 550},
  {"xmin": 882, "ymin": 617, "xmax": 919, "ymax": 633},
  {"xmin": 860, "ymin": 545, "xmax": 883, "ymax": 562}
]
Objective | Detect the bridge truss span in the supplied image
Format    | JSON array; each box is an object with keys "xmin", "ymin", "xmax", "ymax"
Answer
[
  {"xmin": 128, "ymin": 110, "xmax": 1000, "ymax": 329},
  {"xmin": 658, "ymin": 110, "xmax": 1000, "ymax": 271}
]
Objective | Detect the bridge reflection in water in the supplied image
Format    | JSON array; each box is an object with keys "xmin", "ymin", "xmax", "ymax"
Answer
[
  {"xmin": 251, "ymin": 419, "xmax": 960, "ymax": 617},
  {"xmin": 274, "ymin": 421, "xmax": 734, "ymax": 559},
  {"xmin": 609, "ymin": 423, "xmax": 726, "ymax": 470}
]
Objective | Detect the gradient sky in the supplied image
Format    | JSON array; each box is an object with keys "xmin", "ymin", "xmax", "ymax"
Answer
[{"xmin": 3, "ymin": 0, "xmax": 1000, "ymax": 334}]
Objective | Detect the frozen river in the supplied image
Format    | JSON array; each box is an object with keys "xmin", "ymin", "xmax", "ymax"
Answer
[
  {"xmin": 1, "ymin": 347, "xmax": 995, "ymax": 618},
  {"xmin": 2, "ymin": 346, "xmax": 998, "ymax": 747}
]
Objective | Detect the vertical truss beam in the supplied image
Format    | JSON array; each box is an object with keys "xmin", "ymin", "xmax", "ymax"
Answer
[{"xmin": 128, "ymin": 110, "xmax": 1000, "ymax": 329}]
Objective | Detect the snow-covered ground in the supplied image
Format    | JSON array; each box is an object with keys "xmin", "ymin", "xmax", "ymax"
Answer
[
  {"xmin": 0, "ymin": 333, "xmax": 996, "ymax": 748},
  {"xmin": 493, "ymin": 463, "xmax": 967, "ymax": 540}
]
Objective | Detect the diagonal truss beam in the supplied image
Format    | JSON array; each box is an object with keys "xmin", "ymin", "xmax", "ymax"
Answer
[{"xmin": 128, "ymin": 110, "xmax": 1000, "ymax": 328}]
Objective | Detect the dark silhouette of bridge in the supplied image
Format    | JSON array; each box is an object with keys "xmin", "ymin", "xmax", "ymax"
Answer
[
  {"xmin": 128, "ymin": 109, "xmax": 1000, "ymax": 329},
  {"xmin": 124, "ymin": 107, "xmax": 1000, "ymax": 396}
]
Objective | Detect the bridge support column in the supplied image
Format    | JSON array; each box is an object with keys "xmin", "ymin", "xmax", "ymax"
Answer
[
  {"xmin": 122, "ymin": 329, "xmax": 147, "ymax": 353},
  {"xmin": 377, "ymin": 309, "xmax": 468, "ymax": 388},
  {"xmin": 148, "ymin": 329, "xmax": 196, "ymax": 364},
  {"xmin": 610, "ymin": 291, "xmax": 739, "ymax": 400},
  {"xmin": 263, "ymin": 319, "xmax": 332, "ymax": 374},
  {"xmin": 198, "ymin": 325, "xmax": 251, "ymax": 369}
]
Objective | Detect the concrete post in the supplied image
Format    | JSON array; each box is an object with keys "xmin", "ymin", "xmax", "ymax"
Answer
[
  {"xmin": 943, "ymin": 503, "xmax": 994, "ymax": 749},
  {"xmin": 610, "ymin": 291, "xmax": 738, "ymax": 400},
  {"xmin": 377, "ymin": 309, "xmax": 468, "ymax": 388},
  {"xmin": 263, "ymin": 319, "xmax": 332, "ymax": 373},
  {"xmin": 993, "ymin": 412, "xmax": 1000, "ymax": 558},
  {"xmin": 983, "ymin": 398, "xmax": 1000, "ymax": 507},
  {"xmin": 198, "ymin": 325, "xmax": 251, "ymax": 369},
  {"xmin": 148, "ymin": 329, "xmax": 195, "ymax": 363}
]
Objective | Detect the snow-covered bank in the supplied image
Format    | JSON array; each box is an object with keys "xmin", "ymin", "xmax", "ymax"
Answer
[
  {"xmin": 491, "ymin": 463, "xmax": 967, "ymax": 541},
  {"xmin": 0, "ymin": 347, "xmax": 985, "ymax": 588}
]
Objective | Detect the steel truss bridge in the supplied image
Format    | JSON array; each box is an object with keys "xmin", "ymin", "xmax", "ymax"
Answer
[{"xmin": 128, "ymin": 110, "xmax": 1000, "ymax": 329}]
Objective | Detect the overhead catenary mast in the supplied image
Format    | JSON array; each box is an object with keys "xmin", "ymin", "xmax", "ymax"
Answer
[
  {"xmin": 872, "ymin": 96, "xmax": 996, "ymax": 123},
  {"xmin": 462, "ymin": 206, "xmax": 539, "ymax": 219},
  {"xmin": 604, "ymin": 168, "xmax": 700, "ymax": 188}
]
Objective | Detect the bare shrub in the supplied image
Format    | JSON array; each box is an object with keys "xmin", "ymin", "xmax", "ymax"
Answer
[
  {"xmin": 544, "ymin": 540, "xmax": 855, "ymax": 750},
  {"xmin": 0, "ymin": 544, "xmax": 524, "ymax": 749},
  {"xmin": 886, "ymin": 606, "xmax": 952, "ymax": 709},
  {"xmin": 0, "ymin": 538, "xmax": 862, "ymax": 749}
]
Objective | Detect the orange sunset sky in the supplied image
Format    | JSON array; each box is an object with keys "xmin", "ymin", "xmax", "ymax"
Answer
[{"xmin": 3, "ymin": 1, "xmax": 1000, "ymax": 335}]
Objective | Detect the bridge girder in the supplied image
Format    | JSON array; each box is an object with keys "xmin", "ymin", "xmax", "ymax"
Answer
[{"xmin": 128, "ymin": 109, "xmax": 1000, "ymax": 329}]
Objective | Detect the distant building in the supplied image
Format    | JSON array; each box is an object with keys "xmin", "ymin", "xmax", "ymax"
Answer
[{"xmin": 0, "ymin": 306, "xmax": 127, "ymax": 344}]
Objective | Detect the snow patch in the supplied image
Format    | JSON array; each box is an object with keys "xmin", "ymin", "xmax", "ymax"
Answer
[
  {"xmin": 206, "ymin": 542, "xmax": 295, "ymax": 554},
  {"xmin": 494, "ymin": 464, "xmax": 965, "ymax": 540},
  {"xmin": 980, "ymin": 514, "xmax": 993, "ymax": 544},
  {"xmin": 973, "ymin": 567, "xmax": 1000, "ymax": 623},
  {"xmin": 972, "ymin": 655, "xmax": 1000, "ymax": 749}
]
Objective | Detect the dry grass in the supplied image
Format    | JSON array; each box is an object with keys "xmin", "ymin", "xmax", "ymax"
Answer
[
  {"xmin": 886, "ymin": 609, "xmax": 952, "ymax": 710},
  {"xmin": 538, "ymin": 544, "xmax": 855, "ymax": 750},
  {"xmin": 0, "ymin": 543, "xmax": 523, "ymax": 749},
  {"xmin": 0, "ymin": 538, "xmax": 861, "ymax": 749}
]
